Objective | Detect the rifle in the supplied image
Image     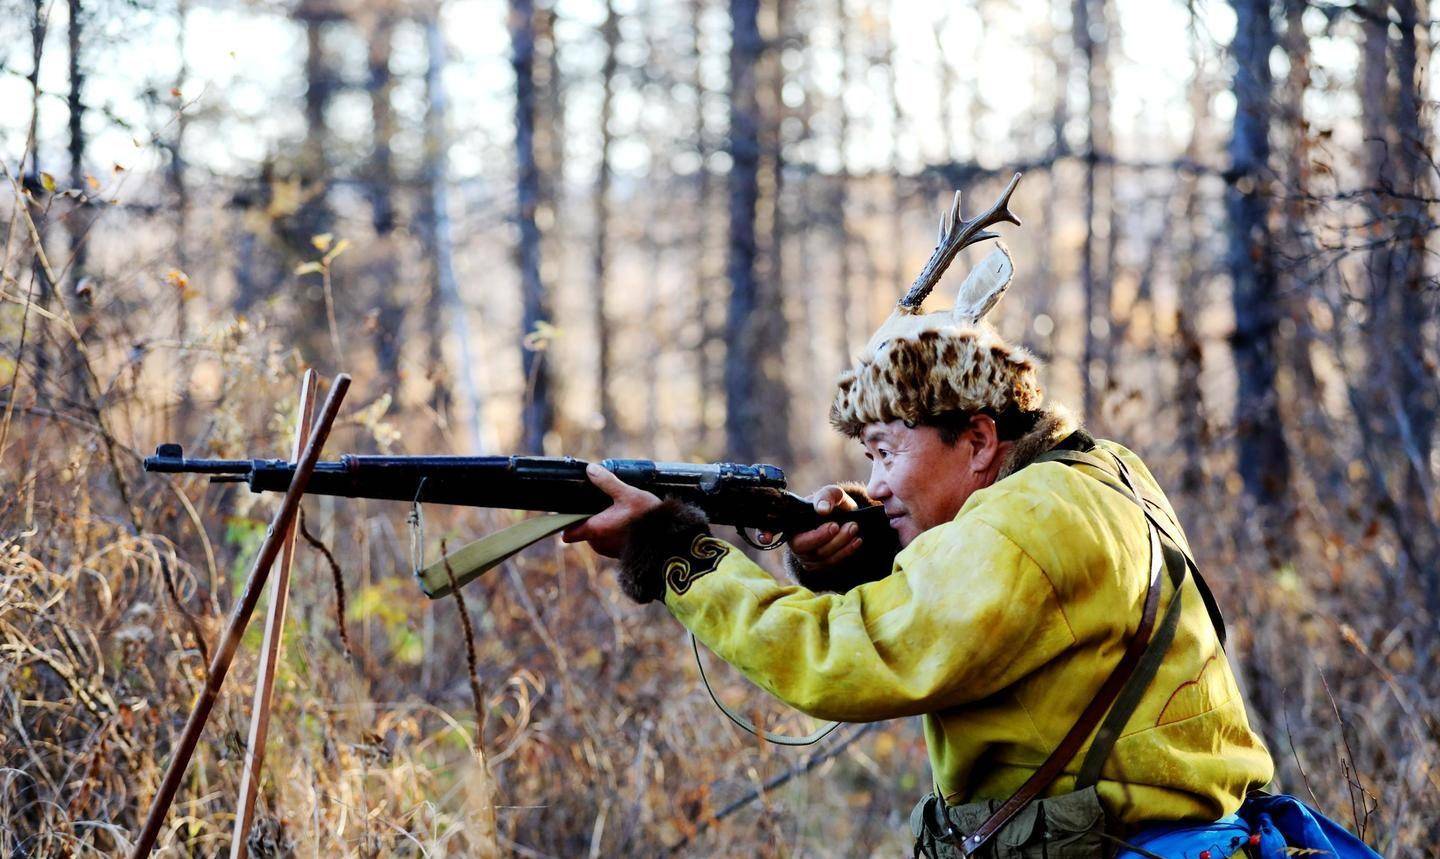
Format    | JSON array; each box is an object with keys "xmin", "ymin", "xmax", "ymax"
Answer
[{"xmin": 143, "ymin": 443, "xmax": 892, "ymax": 597}]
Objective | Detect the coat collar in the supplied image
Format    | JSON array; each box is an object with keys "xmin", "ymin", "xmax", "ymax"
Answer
[{"xmin": 997, "ymin": 405, "xmax": 1079, "ymax": 480}]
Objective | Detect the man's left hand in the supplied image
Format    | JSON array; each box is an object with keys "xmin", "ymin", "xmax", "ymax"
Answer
[{"xmin": 561, "ymin": 463, "xmax": 662, "ymax": 558}]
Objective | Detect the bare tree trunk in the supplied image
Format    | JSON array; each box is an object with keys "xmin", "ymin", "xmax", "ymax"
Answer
[
  {"xmin": 759, "ymin": 0, "xmax": 792, "ymax": 463},
  {"xmin": 27, "ymin": 0, "xmax": 53, "ymax": 408},
  {"xmin": 1275, "ymin": 0, "xmax": 1346, "ymax": 515},
  {"xmin": 725, "ymin": 0, "xmax": 764, "ymax": 461},
  {"xmin": 1170, "ymin": 3, "xmax": 1213, "ymax": 497},
  {"xmin": 1226, "ymin": 0, "xmax": 1293, "ymax": 563},
  {"xmin": 511, "ymin": 0, "xmax": 554, "ymax": 453},
  {"xmin": 883, "ymin": 3, "xmax": 905, "ymax": 335},
  {"xmin": 1074, "ymin": 0, "xmax": 1097, "ymax": 421},
  {"xmin": 296, "ymin": 3, "xmax": 338, "ymax": 369},
  {"xmin": 1389, "ymin": 0, "xmax": 1438, "ymax": 611},
  {"xmin": 1074, "ymin": 0, "xmax": 1113, "ymax": 424},
  {"xmin": 690, "ymin": 0, "xmax": 721, "ymax": 454},
  {"xmin": 66, "ymin": 0, "xmax": 86, "ymax": 283},
  {"xmin": 592, "ymin": 0, "xmax": 619, "ymax": 446},
  {"xmin": 1390, "ymin": 0, "xmax": 1436, "ymax": 486},
  {"xmin": 421, "ymin": 14, "xmax": 491, "ymax": 453},
  {"xmin": 537, "ymin": 1, "xmax": 565, "ymax": 213},
  {"xmin": 833, "ymin": 0, "xmax": 853, "ymax": 371},
  {"xmin": 168, "ymin": 0, "xmax": 192, "ymax": 430},
  {"xmin": 64, "ymin": 0, "xmax": 93, "ymax": 413},
  {"xmin": 368, "ymin": 13, "xmax": 403, "ymax": 390}
]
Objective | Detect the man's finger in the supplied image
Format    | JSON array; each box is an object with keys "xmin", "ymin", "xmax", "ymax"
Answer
[
  {"xmin": 790, "ymin": 523, "xmax": 840, "ymax": 555},
  {"xmin": 826, "ymin": 536, "xmax": 863, "ymax": 564},
  {"xmin": 585, "ymin": 463, "xmax": 638, "ymax": 500},
  {"xmin": 812, "ymin": 523, "xmax": 860, "ymax": 561},
  {"xmin": 808, "ymin": 485, "xmax": 849, "ymax": 515}
]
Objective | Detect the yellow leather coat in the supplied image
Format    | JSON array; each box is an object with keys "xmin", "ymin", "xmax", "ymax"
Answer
[{"xmin": 662, "ymin": 440, "xmax": 1273, "ymax": 825}]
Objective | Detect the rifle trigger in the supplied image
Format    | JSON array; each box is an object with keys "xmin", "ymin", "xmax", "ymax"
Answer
[{"xmin": 739, "ymin": 528, "xmax": 785, "ymax": 551}]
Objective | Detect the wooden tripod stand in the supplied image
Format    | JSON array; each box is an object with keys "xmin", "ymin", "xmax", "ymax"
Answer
[{"xmin": 129, "ymin": 372, "xmax": 349, "ymax": 858}]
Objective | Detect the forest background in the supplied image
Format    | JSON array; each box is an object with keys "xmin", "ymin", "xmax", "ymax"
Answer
[{"xmin": 1, "ymin": 0, "xmax": 1437, "ymax": 854}]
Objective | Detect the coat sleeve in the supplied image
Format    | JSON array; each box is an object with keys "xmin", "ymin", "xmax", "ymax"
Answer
[{"xmin": 661, "ymin": 518, "xmax": 1078, "ymax": 722}]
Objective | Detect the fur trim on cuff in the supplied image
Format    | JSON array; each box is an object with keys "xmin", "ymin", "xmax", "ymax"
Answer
[
  {"xmin": 619, "ymin": 498, "xmax": 717, "ymax": 604},
  {"xmin": 783, "ymin": 483, "xmax": 900, "ymax": 593}
]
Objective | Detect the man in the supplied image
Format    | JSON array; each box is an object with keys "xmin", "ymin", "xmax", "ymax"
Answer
[{"xmin": 562, "ymin": 179, "xmax": 1368, "ymax": 858}]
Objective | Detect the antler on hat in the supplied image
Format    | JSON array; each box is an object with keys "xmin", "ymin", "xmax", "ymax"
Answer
[{"xmin": 831, "ymin": 173, "xmax": 1046, "ymax": 437}]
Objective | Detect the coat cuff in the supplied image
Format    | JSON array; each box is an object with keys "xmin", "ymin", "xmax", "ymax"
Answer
[
  {"xmin": 619, "ymin": 498, "xmax": 729, "ymax": 603},
  {"xmin": 784, "ymin": 482, "xmax": 900, "ymax": 593}
]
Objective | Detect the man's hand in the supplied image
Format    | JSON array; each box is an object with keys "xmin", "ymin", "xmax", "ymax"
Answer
[
  {"xmin": 761, "ymin": 484, "xmax": 864, "ymax": 573},
  {"xmin": 561, "ymin": 463, "xmax": 663, "ymax": 558}
]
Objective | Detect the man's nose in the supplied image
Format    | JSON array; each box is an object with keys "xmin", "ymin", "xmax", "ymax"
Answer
[{"xmin": 867, "ymin": 465, "xmax": 890, "ymax": 500}]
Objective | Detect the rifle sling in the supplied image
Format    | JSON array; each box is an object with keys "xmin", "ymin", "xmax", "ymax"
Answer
[
  {"xmin": 692, "ymin": 634, "xmax": 844, "ymax": 746},
  {"xmin": 415, "ymin": 512, "xmax": 591, "ymax": 598}
]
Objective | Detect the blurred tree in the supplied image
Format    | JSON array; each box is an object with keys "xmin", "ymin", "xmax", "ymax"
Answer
[
  {"xmin": 1388, "ymin": 0, "xmax": 1436, "ymax": 537},
  {"xmin": 1074, "ymin": 0, "xmax": 1114, "ymax": 423},
  {"xmin": 420, "ymin": 11, "xmax": 492, "ymax": 453},
  {"xmin": 724, "ymin": 0, "xmax": 792, "ymax": 464},
  {"xmin": 26, "ymin": 0, "xmax": 54, "ymax": 409},
  {"xmin": 833, "ymin": 0, "xmax": 853, "ymax": 370},
  {"xmin": 592, "ymin": 0, "xmax": 618, "ymax": 446},
  {"xmin": 295, "ymin": 0, "xmax": 340, "ymax": 369},
  {"xmin": 1225, "ymin": 0, "xmax": 1294, "ymax": 562},
  {"xmin": 691, "ymin": 0, "xmax": 724, "ymax": 453},
  {"xmin": 167, "ymin": 0, "xmax": 193, "ymax": 429},
  {"xmin": 367, "ymin": 11, "xmax": 403, "ymax": 390},
  {"xmin": 761, "ymin": 0, "xmax": 792, "ymax": 459},
  {"xmin": 725, "ymin": 0, "xmax": 762, "ymax": 462},
  {"xmin": 1359, "ymin": 0, "xmax": 1437, "ymax": 609},
  {"xmin": 512, "ymin": 0, "xmax": 554, "ymax": 453},
  {"xmin": 1173, "ymin": 0, "xmax": 1214, "ymax": 497},
  {"xmin": 66, "ymin": 0, "xmax": 87, "ymax": 296}
]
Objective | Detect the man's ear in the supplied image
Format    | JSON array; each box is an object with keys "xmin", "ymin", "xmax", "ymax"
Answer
[{"xmin": 966, "ymin": 414, "xmax": 1003, "ymax": 472}]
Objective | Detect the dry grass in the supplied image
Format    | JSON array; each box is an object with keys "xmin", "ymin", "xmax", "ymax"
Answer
[
  {"xmin": 1, "ymin": 177, "xmax": 1437, "ymax": 858},
  {"xmin": 0, "ymin": 345, "xmax": 925, "ymax": 856}
]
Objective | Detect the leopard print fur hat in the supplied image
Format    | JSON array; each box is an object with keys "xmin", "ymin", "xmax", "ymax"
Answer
[{"xmin": 830, "ymin": 174, "xmax": 1046, "ymax": 437}]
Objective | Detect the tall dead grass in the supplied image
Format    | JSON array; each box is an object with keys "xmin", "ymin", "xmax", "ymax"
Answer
[{"xmin": 1, "ymin": 185, "xmax": 1436, "ymax": 857}]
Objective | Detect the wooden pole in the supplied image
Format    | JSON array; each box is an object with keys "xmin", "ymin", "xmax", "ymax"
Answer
[
  {"xmin": 229, "ymin": 368, "xmax": 318, "ymax": 858},
  {"xmin": 130, "ymin": 374, "xmax": 351, "ymax": 858}
]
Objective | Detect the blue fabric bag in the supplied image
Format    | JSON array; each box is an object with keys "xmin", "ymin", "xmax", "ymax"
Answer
[{"xmin": 1114, "ymin": 792, "xmax": 1382, "ymax": 859}]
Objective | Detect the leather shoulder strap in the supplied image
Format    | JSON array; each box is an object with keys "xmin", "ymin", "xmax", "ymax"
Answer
[{"xmin": 957, "ymin": 449, "xmax": 1169, "ymax": 855}]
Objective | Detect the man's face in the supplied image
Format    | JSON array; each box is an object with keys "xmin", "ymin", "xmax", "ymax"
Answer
[{"xmin": 861, "ymin": 418, "xmax": 1008, "ymax": 547}]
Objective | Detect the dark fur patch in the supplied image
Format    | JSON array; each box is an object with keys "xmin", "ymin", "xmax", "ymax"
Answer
[
  {"xmin": 784, "ymin": 483, "xmax": 900, "ymax": 593},
  {"xmin": 619, "ymin": 499, "xmax": 715, "ymax": 604}
]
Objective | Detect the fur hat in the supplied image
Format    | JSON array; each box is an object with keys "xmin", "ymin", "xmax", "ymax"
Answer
[{"xmin": 830, "ymin": 174, "xmax": 1044, "ymax": 437}]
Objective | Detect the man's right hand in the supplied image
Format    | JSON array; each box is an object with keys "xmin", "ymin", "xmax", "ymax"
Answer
[{"xmin": 761, "ymin": 485, "xmax": 864, "ymax": 573}]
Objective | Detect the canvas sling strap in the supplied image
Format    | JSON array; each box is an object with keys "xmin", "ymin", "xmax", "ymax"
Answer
[{"xmin": 925, "ymin": 441, "xmax": 1200, "ymax": 857}]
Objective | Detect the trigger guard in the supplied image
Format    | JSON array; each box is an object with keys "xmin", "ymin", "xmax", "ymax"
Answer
[{"xmin": 740, "ymin": 528, "xmax": 785, "ymax": 551}]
